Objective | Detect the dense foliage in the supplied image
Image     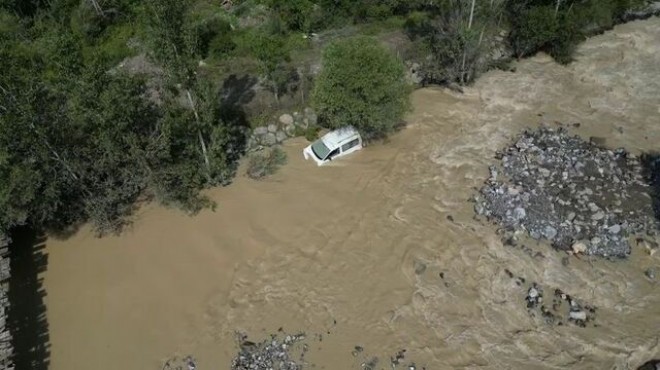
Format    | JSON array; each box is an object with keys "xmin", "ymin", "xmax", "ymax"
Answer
[
  {"xmin": 506, "ymin": 0, "xmax": 647, "ymax": 63},
  {"xmin": 0, "ymin": 0, "xmax": 246, "ymax": 235},
  {"xmin": 312, "ymin": 37, "xmax": 410, "ymax": 140}
]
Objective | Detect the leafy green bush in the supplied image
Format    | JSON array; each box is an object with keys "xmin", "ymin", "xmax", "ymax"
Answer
[
  {"xmin": 294, "ymin": 125, "xmax": 320, "ymax": 142},
  {"xmin": 312, "ymin": 36, "xmax": 410, "ymax": 140},
  {"xmin": 246, "ymin": 146, "xmax": 287, "ymax": 179},
  {"xmin": 198, "ymin": 17, "xmax": 234, "ymax": 58}
]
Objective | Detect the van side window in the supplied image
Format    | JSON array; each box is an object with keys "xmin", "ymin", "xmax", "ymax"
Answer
[
  {"xmin": 341, "ymin": 138, "xmax": 360, "ymax": 152},
  {"xmin": 327, "ymin": 148, "xmax": 340, "ymax": 159}
]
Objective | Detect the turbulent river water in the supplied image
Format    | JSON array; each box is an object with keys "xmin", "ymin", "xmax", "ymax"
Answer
[{"xmin": 41, "ymin": 18, "xmax": 660, "ymax": 370}]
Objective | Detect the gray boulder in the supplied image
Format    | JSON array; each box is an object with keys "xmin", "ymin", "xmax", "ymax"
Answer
[
  {"xmin": 262, "ymin": 133, "xmax": 277, "ymax": 146},
  {"xmin": 279, "ymin": 114, "xmax": 293, "ymax": 125},
  {"xmin": 253, "ymin": 126, "xmax": 268, "ymax": 135},
  {"xmin": 267, "ymin": 124, "xmax": 278, "ymax": 133},
  {"xmin": 284, "ymin": 124, "xmax": 296, "ymax": 137},
  {"xmin": 276, "ymin": 130, "xmax": 288, "ymax": 143}
]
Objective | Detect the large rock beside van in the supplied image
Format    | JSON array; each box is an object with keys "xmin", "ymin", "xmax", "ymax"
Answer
[{"xmin": 276, "ymin": 131, "xmax": 288, "ymax": 143}]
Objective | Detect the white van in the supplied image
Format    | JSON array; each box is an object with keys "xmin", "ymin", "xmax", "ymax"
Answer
[{"xmin": 303, "ymin": 126, "xmax": 363, "ymax": 166}]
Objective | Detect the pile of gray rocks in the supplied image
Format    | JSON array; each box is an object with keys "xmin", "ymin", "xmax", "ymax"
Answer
[
  {"xmin": 474, "ymin": 127, "xmax": 658, "ymax": 258},
  {"xmin": 231, "ymin": 332, "xmax": 308, "ymax": 370},
  {"xmin": 248, "ymin": 108, "xmax": 318, "ymax": 150}
]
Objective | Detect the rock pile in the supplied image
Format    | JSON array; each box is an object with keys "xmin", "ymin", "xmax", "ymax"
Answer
[
  {"xmin": 231, "ymin": 332, "xmax": 308, "ymax": 370},
  {"xmin": 474, "ymin": 127, "xmax": 658, "ymax": 258},
  {"xmin": 248, "ymin": 108, "xmax": 318, "ymax": 150}
]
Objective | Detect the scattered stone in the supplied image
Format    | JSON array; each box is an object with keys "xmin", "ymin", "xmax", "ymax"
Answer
[
  {"xmin": 390, "ymin": 349, "xmax": 406, "ymax": 366},
  {"xmin": 413, "ymin": 260, "xmax": 427, "ymax": 275},
  {"xmin": 526, "ymin": 284, "xmax": 542, "ymax": 308},
  {"xmin": 163, "ymin": 356, "xmax": 197, "ymax": 370},
  {"xmin": 279, "ymin": 114, "xmax": 294, "ymax": 125},
  {"xmin": 505, "ymin": 272, "xmax": 597, "ymax": 328},
  {"xmin": 572, "ymin": 242, "xmax": 587, "ymax": 254},
  {"xmin": 636, "ymin": 238, "xmax": 659, "ymax": 256},
  {"xmin": 267, "ymin": 123, "xmax": 278, "ymax": 133},
  {"xmin": 644, "ymin": 267, "xmax": 656, "ymax": 280},
  {"xmin": 569, "ymin": 310, "xmax": 587, "ymax": 321},
  {"xmin": 528, "ymin": 287, "xmax": 539, "ymax": 298}
]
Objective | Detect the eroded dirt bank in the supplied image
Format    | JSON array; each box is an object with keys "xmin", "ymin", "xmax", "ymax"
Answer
[{"xmin": 42, "ymin": 18, "xmax": 660, "ymax": 370}]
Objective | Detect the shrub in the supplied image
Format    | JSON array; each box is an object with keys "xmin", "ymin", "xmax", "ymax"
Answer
[
  {"xmin": 294, "ymin": 125, "xmax": 319, "ymax": 142},
  {"xmin": 246, "ymin": 146, "xmax": 288, "ymax": 179},
  {"xmin": 197, "ymin": 17, "xmax": 234, "ymax": 58},
  {"xmin": 312, "ymin": 36, "xmax": 410, "ymax": 140}
]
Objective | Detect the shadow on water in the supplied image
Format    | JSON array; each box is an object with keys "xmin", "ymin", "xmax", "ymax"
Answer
[
  {"xmin": 641, "ymin": 152, "xmax": 660, "ymax": 222},
  {"xmin": 7, "ymin": 227, "xmax": 50, "ymax": 370}
]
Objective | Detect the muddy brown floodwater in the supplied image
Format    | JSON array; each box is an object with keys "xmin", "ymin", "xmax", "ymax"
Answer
[{"xmin": 42, "ymin": 18, "xmax": 660, "ymax": 370}]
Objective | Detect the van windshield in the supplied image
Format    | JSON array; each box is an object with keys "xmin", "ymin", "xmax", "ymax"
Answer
[{"xmin": 311, "ymin": 140, "xmax": 331, "ymax": 160}]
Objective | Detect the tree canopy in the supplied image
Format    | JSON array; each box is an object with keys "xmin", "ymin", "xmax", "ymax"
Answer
[
  {"xmin": 0, "ymin": 0, "xmax": 246, "ymax": 235},
  {"xmin": 312, "ymin": 36, "xmax": 410, "ymax": 140}
]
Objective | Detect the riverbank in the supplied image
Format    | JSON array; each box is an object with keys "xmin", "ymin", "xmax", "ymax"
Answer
[{"xmin": 39, "ymin": 17, "xmax": 660, "ymax": 370}]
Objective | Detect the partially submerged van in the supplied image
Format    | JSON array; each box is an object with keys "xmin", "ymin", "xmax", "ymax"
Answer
[{"xmin": 303, "ymin": 126, "xmax": 363, "ymax": 166}]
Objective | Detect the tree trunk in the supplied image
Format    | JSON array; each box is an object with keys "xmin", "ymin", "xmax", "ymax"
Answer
[
  {"xmin": 185, "ymin": 90, "xmax": 212, "ymax": 181},
  {"xmin": 461, "ymin": 0, "xmax": 477, "ymax": 85},
  {"xmin": 88, "ymin": 0, "xmax": 103, "ymax": 16},
  {"xmin": 555, "ymin": 0, "xmax": 562, "ymax": 17},
  {"xmin": 468, "ymin": 0, "xmax": 476, "ymax": 29}
]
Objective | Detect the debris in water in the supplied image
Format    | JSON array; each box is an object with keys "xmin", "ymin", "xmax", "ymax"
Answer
[
  {"xmin": 505, "ymin": 270, "xmax": 597, "ymax": 328},
  {"xmin": 231, "ymin": 332, "xmax": 308, "ymax": 370}
]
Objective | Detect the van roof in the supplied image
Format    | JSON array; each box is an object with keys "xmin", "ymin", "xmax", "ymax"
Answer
[{"xmin": 321, "ymin": 126, "xmax": 360, "ymax": 149}]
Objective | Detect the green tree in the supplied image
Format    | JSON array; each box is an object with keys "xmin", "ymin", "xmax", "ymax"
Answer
[
  {"xmin": 0, "ymin": 14, "xmax": 80, "ymax": 233},
  {"xmin": 312, "ymin": 36, "xmax": 410, "ymax": 140},
  {"xmin": 146, "ymin": 0, "xmax": 246, "ymax": 208},
  {"xmin": 407, "ymin": 0, "xmax": 505, "ymax": 85},
  {"xmin": 245, "ymin": 31, "xmax": 291, "ymax": 105},
  {"xmin": 64, "ymin": 60, "xmax": 162, "ymax": 233},
  {"xmin": 263, "ymin": 0, "xmax": 314, "ymax": 32}
]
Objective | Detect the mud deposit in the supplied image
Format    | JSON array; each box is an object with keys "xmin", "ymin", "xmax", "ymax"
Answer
[{"xmin": 41, "ymin": 19, "xmax": 660, "ymax": 370}]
